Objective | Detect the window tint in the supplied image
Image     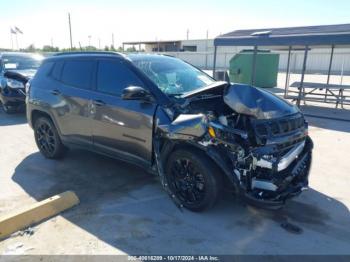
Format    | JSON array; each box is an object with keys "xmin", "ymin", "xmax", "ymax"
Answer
[
  {"xmin": 51, "ymin": 61, "xmax": 64, "ymax": 80},
  {"xmin": 97, "ymin": 60, "xmax": 143, "ymax": 95},
  {"xmin": 61, "ymin": 60, "xmax": 94, "ymax": 89},
  {"xmin": 35, "ymin": 61, "xmax": 54, "ymax": 79}
]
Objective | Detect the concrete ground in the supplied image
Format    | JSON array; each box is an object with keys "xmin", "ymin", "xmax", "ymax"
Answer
[{"xmin": 0, "ymin": 107, "xmax": 350, "ymax": 255}]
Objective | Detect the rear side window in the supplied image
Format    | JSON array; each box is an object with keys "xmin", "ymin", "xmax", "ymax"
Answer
[
  {"xmin": 51, "ymin": 61, "xmax": 64, "ymax": 80},
  {"xmin": 97, "ymin": 60, "xmax": 143, "ymax": 96},
  {"xmin": 61, "ymin": 60, "xmax": 94, "ymax": 89}
]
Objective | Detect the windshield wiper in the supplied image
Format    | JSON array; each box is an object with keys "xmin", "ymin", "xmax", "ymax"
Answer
[{"xmin": 167, "ymin": 93, "xmax": 183, "ymax": 97}]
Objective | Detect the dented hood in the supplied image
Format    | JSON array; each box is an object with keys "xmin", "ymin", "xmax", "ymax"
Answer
[
  {"xmin": 224, "ymin": 84, "xmax": 299, "ymax": 119},
  {"xmin": 4, "ymin": 69, "xmax": 36, "ymax": 84}
]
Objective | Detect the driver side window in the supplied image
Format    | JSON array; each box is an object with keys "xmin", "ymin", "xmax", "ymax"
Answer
[{"xmin": 97, "ymin": 60, "xmax": 144, "ymax": 96}]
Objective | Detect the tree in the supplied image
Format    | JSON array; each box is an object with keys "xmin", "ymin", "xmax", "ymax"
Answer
[
  {"xmin": 25, "ymin": 44, "xmax": 36, "ymax": 52},
  {"xmin": 85, "ymin": 46, "xmax": 97, "ymax": 51},
  {"xmin": 42, "ymin": 45, "xmax": 60, "ymax": 52},
  {"xmin": 126, "ymin": 46, "xmax": 136, "ymax": 52},
  {"xmin": 104, "ymin": 46, "xmax": 110, "ymax": 51}
]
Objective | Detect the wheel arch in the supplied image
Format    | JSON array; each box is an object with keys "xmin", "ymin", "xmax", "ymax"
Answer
[
  {"xmin": 30, "ymin": 109, "xmax": 63, "ymax": 137},
  {"xmin": 158, "ymin": 139, "xmax": 237, "ymax": 188}
]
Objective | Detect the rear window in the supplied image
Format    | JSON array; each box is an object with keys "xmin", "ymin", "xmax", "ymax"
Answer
[{"xmin": 61, "ymin": 60, "xmax": 94, "ymax": 89}]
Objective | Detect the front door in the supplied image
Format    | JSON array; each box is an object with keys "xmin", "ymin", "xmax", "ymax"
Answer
[{"xmin": 91, "ymin": 58, "xmax": 156, "ymax": 166}]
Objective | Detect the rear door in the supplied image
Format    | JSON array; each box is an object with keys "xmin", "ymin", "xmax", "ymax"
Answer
[
  {"xmin": 51, "ymin": 58, "xmax": 96, "ymax": 147},
  {"xmin": 91, "ymin": 58, "xmax": 157, "ymax": 166}
]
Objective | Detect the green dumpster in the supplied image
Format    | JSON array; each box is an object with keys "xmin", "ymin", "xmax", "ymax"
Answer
[{"xmin": 229, "ymin": 50, "xmax": 280, "ymax": 88}]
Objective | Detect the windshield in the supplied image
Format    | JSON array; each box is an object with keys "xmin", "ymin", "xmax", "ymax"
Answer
[
  {"xmin": 130, "ymin": 55, "xmax": 215, "ymax": 95},
  {"xmin": 2, "ymin": 54, "xmax": 43, "ymax": 71}
]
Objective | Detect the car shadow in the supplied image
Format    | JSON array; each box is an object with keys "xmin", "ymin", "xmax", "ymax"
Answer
[
  {"xmin": 0, "ymin": 107, "xmax": 27, "ymax": 126},
  {"xmin": 11, "ymin": 150, "xmax": 350, "ymax": 254}
]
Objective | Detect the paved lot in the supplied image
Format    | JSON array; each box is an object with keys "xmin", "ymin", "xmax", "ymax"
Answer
[{"xmin": 0, "ymin": 108, "xmax": 350, "ymax": 255}]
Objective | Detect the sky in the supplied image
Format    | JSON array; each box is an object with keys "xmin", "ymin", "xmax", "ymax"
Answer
[{"xmin": 1, "ymin": 0, "xmax": 350, "ymax": 49}]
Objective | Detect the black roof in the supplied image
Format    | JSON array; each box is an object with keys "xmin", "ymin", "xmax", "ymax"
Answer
[
  {"xmin": 53, "ymin": 51, "xmax": 122, "ymax": 56},
  {"xmin": 43, "ymin": 51, "xmax": 125, "ymax": 62},
  {"xmin": 214, "ymin": 23, "xmax": 350, "ymax": 47}
]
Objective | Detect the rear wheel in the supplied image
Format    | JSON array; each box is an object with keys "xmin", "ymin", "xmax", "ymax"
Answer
[
  {"xmin": 165, "ymin": 148, "xmax": 223, "ymax": 212},
  {"xmin": 34, "ymin": 117, "xmax": 66, "ymax": 159}
]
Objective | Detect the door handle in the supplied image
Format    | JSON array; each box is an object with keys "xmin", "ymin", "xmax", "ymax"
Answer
[
  {"xmin": 92, "ymin": 99, "xmax": 106, "ymax": 106},
  {"xmin": 51, "ymin": 89, "xmax": 61, "ymax": 95}
]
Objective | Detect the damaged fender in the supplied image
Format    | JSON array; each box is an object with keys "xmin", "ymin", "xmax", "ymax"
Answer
[{"xmin": 153, "ymin": 83, "xmax": 313, "ymax": 210}]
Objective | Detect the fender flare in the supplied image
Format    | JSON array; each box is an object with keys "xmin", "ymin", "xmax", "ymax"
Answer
[{"xmin": 157, "ymin": 138, "xmax": 240, "ymax": 189}]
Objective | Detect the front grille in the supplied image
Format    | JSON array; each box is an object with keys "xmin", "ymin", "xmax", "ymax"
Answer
[
  {"xmin": 277, "ymin": 137, "xmax": 305, "ymax": 152},
  {"xmin": 254, "ymin": 114, "xmax": 305, "ymax": 138}
]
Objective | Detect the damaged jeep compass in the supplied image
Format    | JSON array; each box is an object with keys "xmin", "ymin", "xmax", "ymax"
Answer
[{"xmin": 27, "ymin": 52, "xmax": 313, "ymax": 211}]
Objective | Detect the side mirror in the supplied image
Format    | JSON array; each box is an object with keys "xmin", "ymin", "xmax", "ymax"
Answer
[{"xmin": 121, "ymin": 86, "xmax": 154, "ymax": 102}]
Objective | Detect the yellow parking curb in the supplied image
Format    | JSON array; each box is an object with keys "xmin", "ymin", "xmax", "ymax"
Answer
[{"xmin": 0, "ymin": 191, "xmax": 79, "ymax": 240}]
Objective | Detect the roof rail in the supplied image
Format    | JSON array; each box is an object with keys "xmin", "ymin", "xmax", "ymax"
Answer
[{"xmin": 54, "ymin": 51, "xmax": 123, "ymax": 57}]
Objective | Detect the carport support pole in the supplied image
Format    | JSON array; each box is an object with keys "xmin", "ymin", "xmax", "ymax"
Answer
[
  {"xmin": 213, "ymin": 45, "xmax": 217, "ymax": 76},
  {"xmin": 251, "ymin": 45, "xmax": 258, "ymax": 86},
  {"xmin": 284, "ymin": 46, "xmax": 292, "ymax": 98},
  {"xmin": 297, "ymin": 45, "xmax": 309, "ymax": 107},
  {"xmin": 325, "ymin": 45, "xmax": 335, "ymax": 101}
]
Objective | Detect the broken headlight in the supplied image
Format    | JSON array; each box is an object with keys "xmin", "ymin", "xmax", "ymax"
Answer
[{"xmin": 7, "ymin": 79, "xmax": 24, "ymax": 89}]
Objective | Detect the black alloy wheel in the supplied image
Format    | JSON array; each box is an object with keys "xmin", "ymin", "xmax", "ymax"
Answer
[
  {"xmin": 34, "ymin": 117, "xmax": 66, "ymax": 159},
  {"xmin": 166, "ymin": 149, "xmax": 223, "ymax": 212}
]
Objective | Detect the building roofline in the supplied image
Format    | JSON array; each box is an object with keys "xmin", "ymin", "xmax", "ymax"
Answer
[
  {"xmin": 123, "ymin": 39, "xmax": 213, "ymax": 45},
  {"xmin": 214, "ymin": 23, "xmax": 350, "ymax": 47}
]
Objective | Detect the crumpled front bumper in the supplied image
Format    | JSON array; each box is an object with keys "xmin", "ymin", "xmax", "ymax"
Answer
[
  {"xmin": 0, "ymin": 87, "xmax": 26, "ymax": 106},
  {"xmin": 240, "ymin": 136, "xmax": 313, "ymax": 209}
]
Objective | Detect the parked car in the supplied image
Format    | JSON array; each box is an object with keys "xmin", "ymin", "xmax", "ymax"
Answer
[
  {"xmin": 26, "ymin": 52, "xmax": 313, "ymax": 211},
  {"xmin": 0, "ymin": 52, "xmax": 43, "ymax": 113}
]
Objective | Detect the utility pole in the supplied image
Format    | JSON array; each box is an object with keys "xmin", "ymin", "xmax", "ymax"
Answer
[
  {"xmin": 15, "ymin": 34, "xmax": 19, "ymax": 50},
  {"xmin": 68, "ymin": 13, "xmax": 73, "ymax": 50},
  {"xmin": 205, "ymin": 30, "xmax": 209, "ymax": 69},
  {"xmin": 88, "ymin": 35, "xmax": 91, "ymax": 47},
  {"xmin": 98, "ymin": 38, "xmax": 101, "ymax": 50},
  {"xmin": 10, "ymin": 31, "xmax": 14, "ymax": 50},
  {"xmin": 186, "ymin": 29, "xmax": 189, "ymax": 40},
  {"xmin": 112, "ymin": 33, "xmax": 115, "ymax": 48}
]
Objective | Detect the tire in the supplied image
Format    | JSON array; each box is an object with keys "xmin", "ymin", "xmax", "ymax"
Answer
[
  {"xmin": 34, "ymin": 117, "xmax": 66, "ymax": 159},
  {"xmin": 165, "ymin": 148, "xmax": 223, "ymax": 212}
]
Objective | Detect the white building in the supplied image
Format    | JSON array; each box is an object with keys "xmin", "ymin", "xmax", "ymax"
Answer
[{"xmin": 123, "ymin": 39, "xmax": 350, "ymax": 74}]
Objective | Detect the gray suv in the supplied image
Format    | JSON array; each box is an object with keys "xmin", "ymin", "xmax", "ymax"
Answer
[{"xmin": 27, "ymin": 52, "xmax": 313, "ymax": 211}]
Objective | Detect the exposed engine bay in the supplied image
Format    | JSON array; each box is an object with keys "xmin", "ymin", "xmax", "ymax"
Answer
[{"xmin": 155, "ymin": 82, "xmax": 313, "ymax": 209}]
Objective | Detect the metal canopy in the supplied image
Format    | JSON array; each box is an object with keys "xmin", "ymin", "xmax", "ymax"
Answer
[
  {"xmin": 214, "ymin": 24, "xmax": 350, "ymax": 47},
  {"xmin": 213, "ymin": 24, "xmax": 350, "ymax": 107}
]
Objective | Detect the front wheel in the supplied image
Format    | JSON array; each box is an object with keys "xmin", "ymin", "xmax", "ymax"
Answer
[
  {"xmin": 34, "ymin": 117, "xmax": 66, "ymax": 159},
  {"xmin": 165, "ymin": 148, "xmax": 223, "ymax": 212}
]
